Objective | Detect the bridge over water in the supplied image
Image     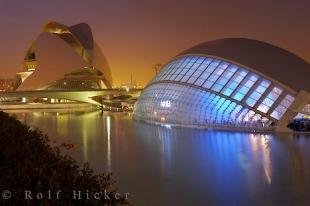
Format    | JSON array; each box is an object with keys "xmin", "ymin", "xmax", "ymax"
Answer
[{"xmin": 0, "ymin": 89, "xmax": 142, "ymax": 106}]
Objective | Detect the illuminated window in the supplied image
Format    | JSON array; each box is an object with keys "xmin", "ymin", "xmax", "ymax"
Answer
[
  {"xmin": 270, "ymin": 94, "xmax": 295, "ymax": 119},
  {"xmin": 211, "ymin": 65, "xmax": 237, "ymax": 92},
  {"xmin": 194, "ymin": 59, "xmax": 221, "ymax": 86},
  {"xmin": 257, "ymin": 87, "xmax": 283, "ymax": 113},
  {"xmin": 160, "ymin": 100, "xmax": 171, "ymax": 108},
  {"xmin": 202, "ymin": 62, "xmax": 228, "ymax": 89},
  {"xmin": 246, "ymin": 80, "xmax": 271, "ymax": 107},
  {"xmin": 232, "ymin": 74, "xmax": 258, "ymax": 101},
  {"xmin": 221, "ymin": 69, "xmax": 248, "ymax": 97}
]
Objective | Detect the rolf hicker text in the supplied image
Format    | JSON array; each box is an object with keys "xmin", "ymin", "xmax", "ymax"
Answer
[{"xmin": 1, "ymin": 190, "xmax": 130, "ymax": 200}]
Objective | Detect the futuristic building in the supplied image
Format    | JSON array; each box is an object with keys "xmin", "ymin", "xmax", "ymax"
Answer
[
  {"xmin": 133, "ymin": 38, "xmax": 310, "ymax": 132},
  {"xmin": 15, "ymin": 21, "xmax": 112, "ymax": 91}
]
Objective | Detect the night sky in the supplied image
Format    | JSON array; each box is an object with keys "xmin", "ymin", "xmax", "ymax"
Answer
[{"xmin": 0, "ymin": 0, "xmax": 309, "ymax": 86}]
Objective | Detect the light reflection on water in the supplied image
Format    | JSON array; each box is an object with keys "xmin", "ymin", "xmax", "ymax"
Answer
[
  {"xmin": 106, "ymin": 115, "xmax": 112, "ymax": 171},
  {"xmin": 8, "ymin": 110, "xmax": 310, "ymax": 206}
]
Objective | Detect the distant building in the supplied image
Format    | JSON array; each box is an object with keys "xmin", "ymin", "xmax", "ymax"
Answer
[
  {"xmin": 0, "ymin": 79, "xmax": 15, "ymax": 91},
  {"xmin": 119, "ymin": 74, "xmax": 143, "ymax": 90},
  {"xmin": 15, "ymin": 21, "xmax": 113, "ymax": 91},
  {"xmin": 133, "ymin": 38, "xmax": 310, "ymax": 132},
  {"xmin": 120, "ymin": 83, "xmax": 137, "ymax": 90}
]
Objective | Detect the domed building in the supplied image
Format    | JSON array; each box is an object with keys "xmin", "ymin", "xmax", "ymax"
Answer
[
  {"xmin": 133, "ymin": 38, "xmax": 310, "ymax": 132},
  {"xmin": 15, "ymin": 21, "xmax": 112, "ymax": 90}
]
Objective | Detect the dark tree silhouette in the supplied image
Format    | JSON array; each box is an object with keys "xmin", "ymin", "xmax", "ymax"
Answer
[{"xmin": 0, "ymin": 111, "xmax": 130, "ymax": 205}]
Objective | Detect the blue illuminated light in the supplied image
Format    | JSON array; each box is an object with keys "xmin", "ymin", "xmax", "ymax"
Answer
[{"xmin": 135, "ymin": 55, "xmax": 296, "ymax": 130}]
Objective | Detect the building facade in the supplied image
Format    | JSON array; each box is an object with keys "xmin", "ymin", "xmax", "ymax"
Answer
[
  {"xmin": 133, "ymin": 38, "xmax": 310, "ymax": 132},
  {"xmin": 15, "ymin": 21, "xmax": 112, "ymax": 91}
]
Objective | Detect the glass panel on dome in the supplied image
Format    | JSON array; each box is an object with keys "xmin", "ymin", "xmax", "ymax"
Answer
[
  {"xmin": 246, "ymin": 80, "xmax": 271, "ymax": 107},
  {"xmin": 193, "ymin": 59, "xmax": 219, "ymax": 86},
  {"xmin": 232, "ymin": 74, "xmax": 258, "ymax": 101},
  {"xmin": 211, "ymin": 65, "xmax": 237, "ymax": 92},
  {"xmin": 270, "ymin": 94, "xmax": 295, "ymax": 119},
  {"xmin": 202, "ymin": 62, "xmax": 228, "ymax": 89},
  {"xmin": 221, "ymin": 68, "xmax": 248, "ymax": 97},
  {"xmin": 257, "ymin": 86, "xmax": 283, "ymax": 113}
]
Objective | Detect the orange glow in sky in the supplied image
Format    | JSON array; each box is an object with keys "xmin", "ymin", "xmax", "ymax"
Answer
[{"xmin": 0, "ymin": 0, "xmax": 309, "ymax": 86}]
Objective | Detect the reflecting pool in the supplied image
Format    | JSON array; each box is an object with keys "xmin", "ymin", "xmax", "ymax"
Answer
[{"xmin": 8, "ymin": 110, "xmax": 310, "ymax": 206}]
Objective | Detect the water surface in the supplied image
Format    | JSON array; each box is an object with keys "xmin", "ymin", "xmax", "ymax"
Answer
[{"xmin": 8, "ymin": 110, "xmax": 310, "ymax": 206}]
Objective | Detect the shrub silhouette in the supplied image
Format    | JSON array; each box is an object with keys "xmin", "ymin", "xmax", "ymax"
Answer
[{"xmin": 0, "ymin": 111, "xmax": 130, "ymax": 205}]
